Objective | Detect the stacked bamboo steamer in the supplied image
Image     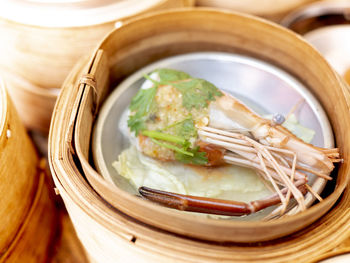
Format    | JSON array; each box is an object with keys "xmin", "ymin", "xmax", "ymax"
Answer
[
  {"xmin": 0, "ymin": 79, "xmax": 57, "ymax": 262},
  {"xmin": 281, "ymin": 0, "xmax": 350, "ymax": 82},
  {"xmin": 195, "ymin": 0, "xmax": 318, "ymax": 21},
  {"xmin": 49, "ymin": 9, "xmax": 350, "ymax": 262},
  {"xmin": 0, "ymin": 0, "xmax": 194, "ymax": 133}
]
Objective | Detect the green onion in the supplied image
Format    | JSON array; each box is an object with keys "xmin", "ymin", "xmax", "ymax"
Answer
[
  {"xmin": 151, "ymin": 139, "xmax": 193, "ymax": 156},
  {"xmin": 142, "ymin": 130, "xmax": 187, "ymax": 146}
]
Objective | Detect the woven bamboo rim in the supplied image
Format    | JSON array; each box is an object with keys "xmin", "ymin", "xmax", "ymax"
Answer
[
  {"xmin": 49, "ymin": 9, "xmax": 350, "ymax": 262},
  {"xmin": 0, "ymin": 80, "xmax": 58, "ymax": 261}
]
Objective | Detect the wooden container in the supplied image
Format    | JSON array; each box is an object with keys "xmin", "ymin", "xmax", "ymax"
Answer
[
  {"xmin": 49, "ymin": 9, "xmax": 350, "ymax": 262},
  {"xmin": 0, "ymin": 80, "xmax": 58, "ymax": 262},
  {"xmin": 1, "ymin": 172, "xmax": 58, "ymax": 263},
  {"xmin": 281, "ymin": 0, "xmax": 350, "ymax": 83},
  {"xmin": 0, "ymin": 0, "xmax": 193, "ymax": 133},
  {"xmin": 0, "ymin": 68, "xmax": 58, "ymax": 133},
  {"xmin": 196, "ymin": 0, "xmax": 317, "ymax": 21}
]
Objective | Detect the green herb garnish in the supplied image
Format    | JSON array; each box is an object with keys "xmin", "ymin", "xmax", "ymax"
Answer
[
  {"xmin": 127, "ymin": 86, "xmax": 157, "ymax": 135},
  {"xmin": 127, "ymin": 68, "xmax": 222, "ymax": 165},
  {"xmin": 157, "ymin": 68, "xmax": 223, "ymax": 111},
  {"xmin": 157, "ymin": 68, "xmax": 190, "ymax": 83},
  {"xmin": 142, "ymin": 130, "xmax": 188, "ymax": 147},
  {"xmin": 142, "ymin": 120, "xmax": 208, "ymax": 165},
  {"xmin": 163, "ymin": 117, "xmax": 197, "ymax": 140},
  {"xmin": 175, "ymin": 146, "xmax": 208, "ymax": 165},
  {"xmin": 173, "ymin": 79, "xmax": 223, "ymax": 111},
  {"xmin": 151, "ymin": 138, "xmax": 193, "ymax": 156}
]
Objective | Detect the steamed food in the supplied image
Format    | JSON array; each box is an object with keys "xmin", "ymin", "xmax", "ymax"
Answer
[
  {"xmin": 114, "ymin": 69, "xmax": 340, "ymax": 218},
  {"xmin": 114, "ymin": 146, "xmax": 271, "ymax": 206}
]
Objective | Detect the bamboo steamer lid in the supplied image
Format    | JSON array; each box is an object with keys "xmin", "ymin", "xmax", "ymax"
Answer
[
  {"xmin": 0, "ymin": 80, "xmax": 58, "ymax": 262},
  {"xmin": 0, "ymin": 0, "xmax": 194, "ymax": 133},
  {"xmin": 49, "ymin": 9, "xmax": 350, "ymax": 262},
  {"xmin": 196, "ymin": 0, "xmax": 317, "ymax": 21}
]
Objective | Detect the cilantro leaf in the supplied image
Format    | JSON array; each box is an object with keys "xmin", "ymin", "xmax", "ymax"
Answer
[
  {"xmin": 175, "ymin": 146, "xmax": 208, "ymax": 165},
  {"xmin": 127, "ymin": 69, "xmax": 220, "ymax": 166},
  {"xmin": 177, "ymin": 118, "xmax": 197, "ymax": 139},
  {"xmin": 127, "ymin": 86, "xmax": 157, "ymax": 135},
  {"xmin": 173, "ymin": 79, "xmax": 223, "ymax": 110},
  {"xmin": 127, "ymin": 114, "xmax": 147, "ymax": 135},
  {"xmin": 157, "ymin": 68, "xmax": 190, "ymax": 83},
  {"xmin": 164, "ymin": 117, "xmax": 197, "ymax": 140},
  {"xmin": 151, "ymin": 138, "xmax": 193, "ymax": 156}
]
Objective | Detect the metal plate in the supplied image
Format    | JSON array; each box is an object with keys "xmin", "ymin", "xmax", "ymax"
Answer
[{"xmin": 93, "ymin": 52, "xmax": 334, "ymax": 219}]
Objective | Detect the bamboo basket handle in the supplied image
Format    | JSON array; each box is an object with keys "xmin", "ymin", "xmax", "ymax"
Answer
[
  {"xmin": 74, "ymin": 49, "xmax": 109, "ymax": 158},
  {"xmin": 68, "ymin": 50, "xmax": 137, "ymax": 241},
  {"xmin": 65, "ymin": 49, "xmax": 107, "ymax": 154}
]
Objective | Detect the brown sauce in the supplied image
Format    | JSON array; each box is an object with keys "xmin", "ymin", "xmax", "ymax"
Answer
[{"xmin": 198, "ymin": 142, "xmax": 226, "ymax": 166}]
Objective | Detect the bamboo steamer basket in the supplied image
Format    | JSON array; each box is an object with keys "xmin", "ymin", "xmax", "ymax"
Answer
[
  {"xmin": 0, "ymin": 172, "xmax": 58, "ymax": 263},
  {"xmin": 0, "ymin": 68, "xmax": 58, "ymax": 133},
  {"xmin": 0, "ymin": 0, "xmax": 194, "ymax": 133},
  {"xmin": 195, "ymin": 0, "xmax": 317, "ymax": 21},
  {"xmin": 0, "ymin": 80, "xmax": 58, "ymax": 262},
  {"xmin": 49, "ymin": 9, "xmax": 350, "ymax": 262},
  {"xmin": 281, "ymin": 0, "xmax": 350, "ymax": 81}
]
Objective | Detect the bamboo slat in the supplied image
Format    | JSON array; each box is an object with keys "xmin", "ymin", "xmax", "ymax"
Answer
[
  {"xmin": 49, "ymin": 9, "xmax": 350, "ymax": 262},
  {"xmin": 0, "ymin": 80, "xmax": 58, "ymax": 262},
  {"xmin": 0, "ymin": 172, "xmax": 58, "ymax": 263},
  {"xmin": 0, "ymin": 81, "xmax": 39, "ymax": 253},
  {"xmin": 0, "ymin": 0, "xmax": 194, "ymax": 133},
  {"xmin": 0, "ymin": 68, "xmax": 58, "ymax": 133},
  {"xmin": 49, "ymin": 210, "xmax": 89, "ymax": 263}
]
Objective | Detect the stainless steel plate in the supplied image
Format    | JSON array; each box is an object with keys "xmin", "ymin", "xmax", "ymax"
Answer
[{"xmin": 93, "ymin": 52, "xmax": 334, "ymax": 218}]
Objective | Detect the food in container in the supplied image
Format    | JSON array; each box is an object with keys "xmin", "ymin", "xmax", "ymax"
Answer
[
  {"xmin": 49, "ymin": 9, "xmax": 350, "ymax": 262},
  {"xmin": 97, "ymin": 61, "xmax": 339, "ymax": 219}
]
